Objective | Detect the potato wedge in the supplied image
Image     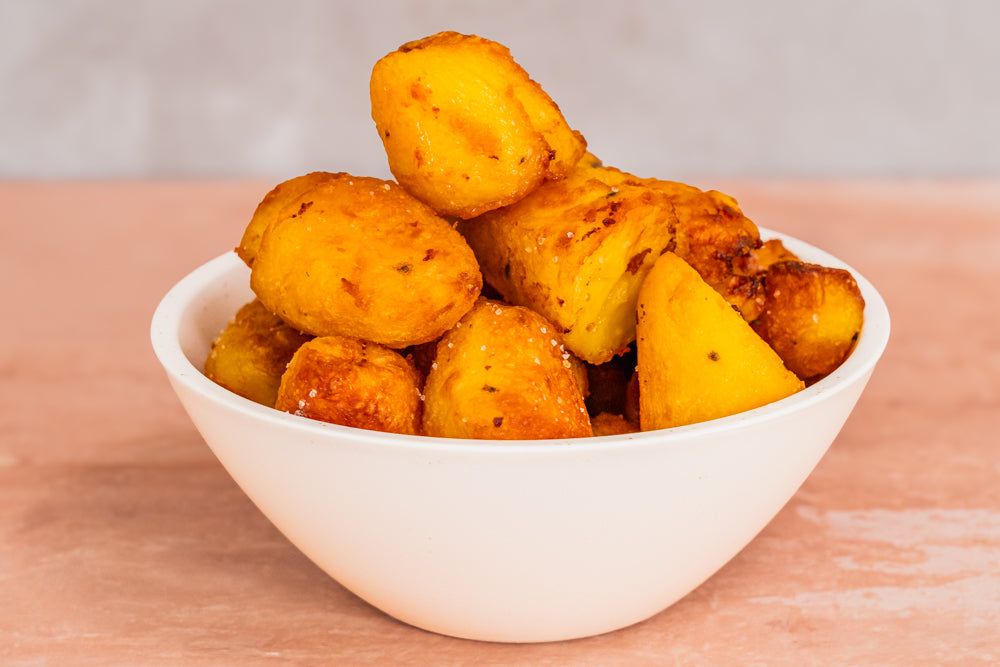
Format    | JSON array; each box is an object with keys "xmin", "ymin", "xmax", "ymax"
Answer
[
  {"xmin": 250, "ymin": 173, "xmax": 482, "ymax": 348},
  {"xmin": 422, "ymin": 299, "xmax": 592, "ymax": 439},
  {"xmin": 636, "ymin": 252, "xmax": 803, "ymax": 429},
  {"xmin": 275, "ymin": 335, "xmax": 423, "ymax": 435},
  {"xmin": 236, "ymin": 172, "xmax": 338, "ymax": 267},
  {"xmin": 204, "ymin": 299, "xmax": 312, "ymax": 407},
  {"xmin": 752, "ymin": 260, "xmax": 865, "ymax": 380},
  {"xmin": 370, "ymin": 31, "xmax": 586, "ymax": 219}
]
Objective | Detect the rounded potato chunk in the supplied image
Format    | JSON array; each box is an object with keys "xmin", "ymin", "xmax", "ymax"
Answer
[
  {"xmin": 204, "ymin": 299, "xmax": 312, "ymax": 407},
  {"xmin": 423, "ymin": 299, "xmax": 592, "ymax": 440},
  {"xmin": 370, "ymin": 31, "xmax": 586, "ymax": 219},
  {"xmin": 636, "ymin": 252, "xmax": 803, "ymax": 430},
  {"xmin": 250, "ymin": 173, "xmax": 482, "ymax": 348},
  {"xmin": 752, "ymin": 260, "xmax": 865, "ymax": 380},
  {"xmin": 275, "ymin": 335, "xmax": 423, "ymax": 435},
  {"xmin": 236, "ymin": 171, "xmax": 338, "ymax": 267}
]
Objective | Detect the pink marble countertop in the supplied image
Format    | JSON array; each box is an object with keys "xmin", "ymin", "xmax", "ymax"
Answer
[{"xmin": 2, "ymin": 179, "xmax": 997, "ymax": 665}]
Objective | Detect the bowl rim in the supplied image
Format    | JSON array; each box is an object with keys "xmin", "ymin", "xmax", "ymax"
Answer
[{"xmin": 151, "ymin": 228, "xmax": 890, "ymax": 454}]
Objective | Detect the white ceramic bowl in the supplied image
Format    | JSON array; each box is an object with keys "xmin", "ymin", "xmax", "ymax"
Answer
[{"xmin": 151, "ymin": 230, "xmax": 889, "ymax": 643}]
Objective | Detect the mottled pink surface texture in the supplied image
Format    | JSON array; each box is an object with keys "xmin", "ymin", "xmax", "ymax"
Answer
[{"xmin": 2, "ymin": 180, "xmax": 997, "ymax": 664}]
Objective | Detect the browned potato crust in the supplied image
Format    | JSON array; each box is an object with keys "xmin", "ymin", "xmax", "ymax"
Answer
[
  {"xmin": 236, "ymin": 172, "xmax": 338, "ymax": 267},
  {"xmin": 250, "ymin": 173, "xmax": 482, "ymax": 348},
  {"xmin": 370, "ymin": 31, "xmax": 586, "ymax": 219},
  {"xmin": 275, "ymin": 335, "xmax": 423, "ymax": 435},
  {"xmin": 459, "ymin": 162, "xmax": 677, "ymax": 364},
  {"xmin": 590, "ymin": 412, "xmax": 639, "ymax": 437},
  {"xmin": 422, "ymin": 299, "xmax": 592, "ymax": 439},
  {"xmin": 204, "ymin": 299, "xmax": 312, "ymax": 407},
  {"xmin": 752, "ymin": 261, "xmax": 865, "ymax": 380},
  {"xmin": 591, "ymin": 164, "xmax": 766, "ymax": 320},
  {"xmin": 751, "ymin": 238, "xmax": 800, "ymax": 270}
]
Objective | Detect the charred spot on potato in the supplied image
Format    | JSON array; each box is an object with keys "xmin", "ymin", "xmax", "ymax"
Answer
[
  {"xmin": 708, "ymin": 351, "xmax": 719, "ymax": 361},
  {"xmin": 482, "ymin": 384, "xmax": 498, "ymax": 392},
  {"xmin": 396, "ymin": 263, "xmax": 412, "ymax": 273},
  {"xmin": 626, "ymin": 248, "xmax": 651, "ymax": 275},
  {"xmin": 423, "ymin": 248, "xmax": 437, "ymax": 261},
  {"xmin": 493, "ymin": 417, "xmax": 503, "ymax": 427}
]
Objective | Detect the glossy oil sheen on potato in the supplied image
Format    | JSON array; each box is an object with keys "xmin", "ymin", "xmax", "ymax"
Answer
[
  {"xmin": 250, "ymin": 173, "xmax": 482, "ymax": 348},
  {"xmin": 459, "ymin": 161, "xmax": 676, "ymax": 364},
  {"xmin": 275, "ymin": 335, "xmax": 423, "ymax": 435},
  {"xmin": 204, "ymin": 299, "xmax": 313, "ymax": 407},
  {"xmin": 236, "ymin": 171, "xmax": 339, "ymax": 267},
  {"xmin": 370, "ymin": 31, "xmax": 586, "ymax": 219},
  {"xmin": 422, "ymin": 299, "xmax": 592, "ymax": 439},
  {"xmin": 752, "ymin": 260, "xmax": 865, "ymax": 380}
]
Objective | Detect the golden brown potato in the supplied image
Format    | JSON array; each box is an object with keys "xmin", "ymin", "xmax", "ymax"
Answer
[
  {"xmin": 370, "ymin": 31, "xmax": 586, "ymax": 219},
  {"xmin": 204, "ymin": 299, "xmax": 312, "ymax": 407},
  {"xmin": 590, "ymin": 163, "xmax": 767, "ymax": 321},
  {"xmin": 636, "ymin": 252, "xmax": 804, "ymax": 430},
  {"xmin": 236, "ymin": 172, "xmax": 338, "ymax": 267},
  {"xmin": 422, "ymin": 298, "xmax": 592, "ymax": 440},
  {"xmin": 250, "ymin": 173, "xmax": 482, "ymax": 348},
  {"xmin": 460, "ymin": 156, "xmax": 772, "ymax": 362},
  {"xmin": 459, "ymin": 162, "xmax": 677, "ymax": 364},
  {"xmin": 590, "ymin": 412, "xmax": 639, "ymax": 437},
  {"xmin": 752, "ymin": 261, "xmax": 865, "ymax": 380},
  {"xmin": 275, "ymin": 335, "xmax": 423, "ymax": 435},
  {"xmin": 751, "ymin": 238, "xmax": 799, "ymax": 270}
]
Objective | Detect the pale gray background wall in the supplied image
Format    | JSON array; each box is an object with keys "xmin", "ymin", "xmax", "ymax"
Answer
[{"xmin": 1, "ymin": 0, "xmax": 997, "ymax": 180}]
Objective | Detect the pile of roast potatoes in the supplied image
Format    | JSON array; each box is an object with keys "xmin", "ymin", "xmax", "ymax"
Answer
[{"xmin": 204, "ymin": 31, "xmax": 865, "ymax": 439}]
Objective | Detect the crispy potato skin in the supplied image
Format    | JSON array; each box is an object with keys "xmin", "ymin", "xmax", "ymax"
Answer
[
  {"xmin": 592, "ymin": 165, "xmax": 766, "ymax": 320},
  {"xmin": 250, "ymin": 174, "xmax": 482, "ymax": 348},
  {"xmin": 752, "ymin": 261, "xmax": 865, "ymax": 380},
  {"xmin": 422, "ymin": 299, "xmax": 592, "ymax": 440},
  {"xmin": 637, "ymin": 252, "xmax": 803, "ymax": 430},
  {"xmin": 275, "ymin": 336, "xmax": 423, "ymax": 435},
  {"xmin": 370, "ymin": 31, "xmax": 586, "ymax": 219},
  {"xmin": 236, "ymin": 172, "xmax": 338, "ymax": 267},
  {"xmin": 460, "ymin": 157, "xmax": 769, "ymax": 363},
  {"xmin": 204, "ymin": 299, "xmax": 312, "ymax": 407},
  {"xmin": 459, "ymin": 162, "xmax": 677, "ymax": 364},
  {"xmin": 751, "ymin": 238, "xmax": 799, "ymax": 270}
]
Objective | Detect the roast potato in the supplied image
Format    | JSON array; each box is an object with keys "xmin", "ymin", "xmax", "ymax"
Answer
[
  {"xmin": 236, "ymin": 171, "xmax": 337, "ymax": 267},
  {"xmin": 275, "ymin": 335, "xmax": 423, "ymax": 435},
  {"xmin": 459, "ymin": 161, "xmax": 677, "ymax": 364},
  {"xmin": 204, "ymin": 299, "xmax": 312, "ymax": 407},
  {"xmin": 250, "ymin": 173, "xmax": 482, "ymax": 348},
  {"xmin": 422, "ymin": 298, "xmax": 592, "ymax": 439},
  {"xmin": 591, "ymin": 163, "xmax": 767, "ymax": 321},
  {"xmin": 636, "ymin": 252, "xmax": 803, "ymax": 430},
  {"xmin": 752, "ymin": 260, "xmax": 865, "ymax": 380},
  {"xmin": 370, "ymin": 31, "xmax": 586, "ymax": 219}
]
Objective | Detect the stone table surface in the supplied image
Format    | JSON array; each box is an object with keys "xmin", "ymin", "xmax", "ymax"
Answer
[{"xmin": 2, "ymin": 179, "xmax": 998, "ymax": 665}]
